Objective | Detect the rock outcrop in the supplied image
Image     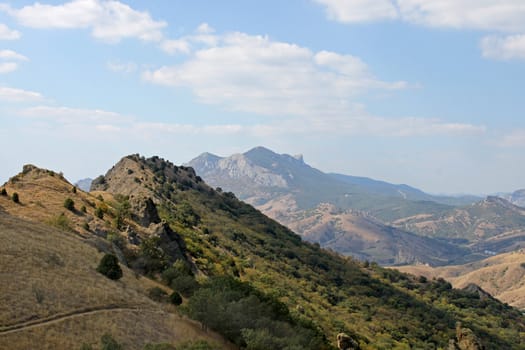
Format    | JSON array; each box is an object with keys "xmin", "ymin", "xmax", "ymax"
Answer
[
  {"xmin": 337, "ymin": 333, "xmax": 360, "ymax": 350},
  {"xmin": 448, "ymin": 322, "xmax": 484, "ymax": 350}
]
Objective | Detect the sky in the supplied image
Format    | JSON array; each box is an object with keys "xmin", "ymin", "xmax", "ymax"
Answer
[{"xmin": 0, "ymin": 0, "xmax": 524, "ymax": 195}]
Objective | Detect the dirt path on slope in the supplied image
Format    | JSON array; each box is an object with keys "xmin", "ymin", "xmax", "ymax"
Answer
[{"xmin": 0, "ymin": 305, "xmax": 161, "ymax": 335}]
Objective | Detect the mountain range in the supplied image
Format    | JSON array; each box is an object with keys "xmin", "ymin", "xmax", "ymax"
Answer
[
  {"xmin": 2, "ymin": 154, "xmax": 524, "ymax": 348},
  {"xmin": 188, "ymin": 146, "xmax": 525, "ymax": 265}
]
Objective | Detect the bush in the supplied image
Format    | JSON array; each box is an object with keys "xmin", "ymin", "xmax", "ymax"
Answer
[
  {"xmin": 12, "ymin": 192, "xmax": 19, "ymax": 203},
  {"xmin": 97, "ymin": 254, "xmax": 123, "ymax": 280},
  {"xmin": 171, "ymin": 275, "xmax": 199, "ymax": 298},
  {"xmin": 0, "ymin": 188, "xmax": 6, "ymax": 196},
  {"xmin": 64, "ymin": 197, "xmax": 75, "ymax": 211},
  {"xmin": 47, "ymin": 213, "xmax": 71, "ymax": 231},
  {"xmin": 169, "ymin": 291, "xmax": 183, "ymax": 305},
  {"xmin": 81, "ymin": 205, "xmax": 87, "ymax": 213},
  {"xmin": 95, "ymin": 207, "xmax": 104, "ymax": 219},
  {"xmin": 72, "ymin": 186, "xmax": 77, "ymax": 194}
]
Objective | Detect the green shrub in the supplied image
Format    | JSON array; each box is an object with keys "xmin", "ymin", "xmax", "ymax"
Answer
[
  {"xmin": 169, "ymin": 291, "xmax": 183, "ymax": 305},
  {"xmin": 47, "ymin": 213, "xmax": 71, "ymax": 231},
  {"xmin": 81, "ymin": 205, "xmax": 87, "ymax": 213},
  {"xmin": 97, "ymin": 254, "xmax": 123, "ymax": 280},
  {"xmin": 95, "ymin": 207, "xmax": 104, "ymax": 219},
  {"xmin": 171, "ymin": 275, "xmax": 199, "ymax": 298},
  {"xmin": 72, "ymin": 186, "xmax": 77, "ymax": 194},
  {"xmin": 64, "ymin": 197, "xmax": 75, "ymax": 211},
  {"xmin": 12, "ymin": 192, "xmax": 19, "ymax": 203},
  {"xmin": 0, "ymin": 188, "xmax": 6, "ymax": 196}
]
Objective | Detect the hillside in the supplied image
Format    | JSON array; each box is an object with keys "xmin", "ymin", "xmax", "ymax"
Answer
[
  {"xmin": 499, "ymin": 189, "xmax": 525, "ymax": 208},
  {"xmin": 260, "ymin": 201, "xmax": 465, "ymax": 265},
  {"xmin": 395, "ymin": 250, "xmax": 525, "ymax": 310},
  {"xmin": 2, "ymin": 156, "xmax": 525, "ymax": 349},
  {"xmin": 392, "ymin": 196, "xmax": 525, "ymax": 254},
  {"xmin": 91, "ymin": 154, "xmax": 525, "ymax": 349},
  {"xmin": 0, "ymin": 208, "xmax": 231, "ymax": 349}
]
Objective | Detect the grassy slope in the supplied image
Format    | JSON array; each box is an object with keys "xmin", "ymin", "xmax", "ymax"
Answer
[
  {"xmin": 395, "ymin": 250, "xmax": 525, "ymax": 310},
  {"xmin": 0, "ymin": 170, "xmax": 233, "ymax": 350},
  {"xmin": 113, "ymin": 155, "xmax": 525, "ymax": 349}
]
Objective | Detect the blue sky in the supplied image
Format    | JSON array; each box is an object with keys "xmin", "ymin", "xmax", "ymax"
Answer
[{"xmin": 0, "ymin": 0, "xmax": 524, "ymax": 194}]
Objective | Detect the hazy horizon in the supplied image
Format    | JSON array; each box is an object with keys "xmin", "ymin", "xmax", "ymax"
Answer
[{"xmin": 1, "ymin": 1, "xmax": 524, "ymax": 194}]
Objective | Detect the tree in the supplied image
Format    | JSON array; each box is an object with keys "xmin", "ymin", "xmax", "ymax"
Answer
[
  {"xmin": 64, "ymin": 197, "xmax": 75, "ymax": 211},
  {"xmin": 97, "ymin": 254, "xmax": 123, "ymax": 280},
  {"xmin": 12, "ymin": 192, "xmax": 19, "ymax": 203},
  {"xmin": 0, "ymin": 188, "xmax": 7, "ymax": 196},
  {"xmin": 169, "ymin": 291, "xmax": 183, "ymax": 306},
  {"xmin": 95, "ymin": 206, "xmax": 104, "ymax": 219}
]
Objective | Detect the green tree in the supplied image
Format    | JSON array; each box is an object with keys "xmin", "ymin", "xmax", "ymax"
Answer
[
  {"xmin": 95, "ymin": 206, "xmax": 104, "ymax": 219},
  {"xmin": 169, "ymin": 291, "xmax": 183, "ymax": 306},
  {"xmin": 0, "ymin": 188, "xmax": 7, "ymax": 196},
  {"xmin": 12, "ymin": 192, "xmax": 19, "ymax": 203},
  {"xmin": 96, "ymin": 254, "xmax": 123, "ymax": 280},
  {"xmin": 64, "ymin": 197, "xmax": 75, "ymax": 211}
]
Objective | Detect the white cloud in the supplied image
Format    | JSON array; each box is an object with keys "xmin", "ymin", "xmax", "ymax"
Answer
[
  {"xmin": 0, "ymin": 86, "xmax": 43, "ymax": 102},
  {"xmin": 106, "ymin": 60, "xmax": 137, "ymax": 73},
  {"xmin": 314, "ymin": 0, "xmax": 398, "ymax": 23},
  {"xmin": 500, "ymin": 129, "xmax": 525, "ymax": 147},
  {"xmin": 0, "ymin": 49, "xmax": 28, "ymax": 61},
  {"xmin": 396, "ymin": 0, "xmax": 525, "ymax": 32},
  {"xmin": 144, "ymin": 31, "xmax": 407, "ymax": 117},
  {"xmin": 18, "ymin": 105, "xmax": 132, "ymax": 124},
  {"xmin": 160, "ymin": 38, "xmax": 191, "ymax": 55},
  {"xmin": 0, "ymin": 62, "xmax": 18, "ymax": 73},
  {"xmin": 315, "ymin": 0, "xmax": 525, "ymax": 32},
  {"xmin": 315, "ymin": 0, "xmax": 525, "ymax": 61},
  {"xmin": 5, "ymin": 0, "xmax": 166, "ymax": 43},
  {"xmin": 481, "ymin": 34, "xmax": 525, "ymax": 60},
  {"xmin": 0, "ymin": 23, "xmax": 21, "ymax": 40}
]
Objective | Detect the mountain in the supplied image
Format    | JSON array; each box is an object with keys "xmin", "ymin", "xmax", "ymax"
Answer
[
  {"xmin": 498, "ymin": 189, "xmax": 525, "ymax": 208},
  {"xmin": 75, "ymin": 177, "xmax": 93, "ymax": 192},
  {"xmin": 188, "ymin": 147, "xmax": 480, "ymax": 264},
  {"xmin": 2, "ymin": 155, "xmax": 524, "ymax": 349},
  {"xmin": 392, "ymin": 196, "xmax": 525, "ymax": 254},
  {"xmin": 395, "ymin": 250, "xmax": 525, "ymax": 310}
]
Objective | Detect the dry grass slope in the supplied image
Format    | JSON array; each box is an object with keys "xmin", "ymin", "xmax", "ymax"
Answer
[
  {"xmin": 395, "ymin": 250, "xmax": 525, "ymax": 309},
  {"xmin": 0, "ymin": 211, "xmax": 232, "ymax": 349}
]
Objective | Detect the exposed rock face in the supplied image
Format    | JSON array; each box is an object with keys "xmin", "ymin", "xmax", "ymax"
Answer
[
  {"xmin": 131, "ymin": 197, "xmax": 161, "ymax": 228},
  {"xmin": 148, "ymin": 221, "xmax": 186, "ymax": 261},
  {"xmin": 337, "ymin": 333, "xmax": 360, "ymax": 350},
  {"xmin": 448, "ymin": 322, "xmax": 484, "ymax": 350},
  {"xmin": 461, "ymin": 283, "xmax": 493, "ymax": 301}
]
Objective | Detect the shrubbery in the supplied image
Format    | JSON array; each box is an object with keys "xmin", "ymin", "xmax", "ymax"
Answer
[
  {"xmin": 12, "ymin": 192, "xmax": 19, "ymax": 203},
  {"xmin": 97, "ymin": 254, "xmax": 123, "ymax": 280},
  {"xmin": 64, "ymin": 197, "xmax": 75, "ymax": 211}
]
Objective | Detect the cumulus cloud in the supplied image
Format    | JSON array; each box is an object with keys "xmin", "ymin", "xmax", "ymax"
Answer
[
  {"xmin": 481, "ymin": 34, "xmax": 525, "ymax": 60},
  {"xmin": 0, "ymin": 86, "xmax": 43, "ymax": 102},
  {"xmin": 0, "ymin": 23, "xmax": 21, "ymax": 40},
  {"xmin": 0, "ymin": 62, "xmax": 18, "ymax": 74},
  {"xmin": 4, "ymin": 0, "xmax": 166, "ymax": 43},
  {"xmin": 314, "ymin": 0, "xmax": 525, "ymax": 61},
  {"xmin": 0, "ymin": 49, "xmax": 28, "ymax": 61},
  {"xmin": 18, "ymin": 105, "xmax": 132, "ymax": 124},
  {"xmin": 144, "ymin": 31, "xmax": 408, "ymax": 117}
]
